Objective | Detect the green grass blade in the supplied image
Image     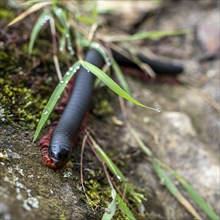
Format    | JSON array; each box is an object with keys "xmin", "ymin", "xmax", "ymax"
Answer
[
  {"xmin": 89, "ymin": 42, "xmax": 111, "ymax": 66},
  {"xmin": 59, "ymin": 32, "xmax": 66, "ymax": 52},
  {"xmin": 92, "ymin": 0, "xmax": 98, "ymax": 19},
  {"xmin": 53, "ymin": 6, "xmax": 67, "ymax": 29},
  {"xmin": 53, "ymin": 6, "xmax": 74, "ymax": 55},
  {"xmin": 128, "ymin": 30, "xmax": 189, "ymax": 40},
  {"xmin": 155, "ymin": 159, "xmax": 219, "ymax": 220},
  {"xmin": 152, "ymin": 159, "xmax": 179, "ymax": 195},
  {"xmin": 29, "ymin": 9, "xmax": 51, "ymax": 54},
  {"xmin": 116, "ymin": 194, "xmax": 136, "ymax": 220},
  {"xmin": 90, "ymin": 138, "xmax": 126, "ymax": 181},
  {"xmin": 102, "ymin": 189, "xmax": 117, "ymax": 220},
  {"xmin": 130, "ymin": 127, "xmax": 152, "ymax": 157},
  {"xmin": 152, "ymin": 160, "xmax": 202, "ymax": 220},
  {"xmin": 33, "ymin": 61, "xmax": 81, "ymax": 141},
  {"xmin": 75, "ymin": 14, "xmax": 95, "ymax": 25},
  {"xmin": 24, "ymin": 0, "xmax": 48, "ymax": 7},
  {"xmin": 66, "ymin": 32, "xmax": 75, "ymax": 55},
  {"xmin": 171, "ymin": 171, "xmax": 219, "ymax": 220},
  {"xmin": 112, "ymin": 59, "xmax": 131, "ymax": 95},
  {"xmin": 81, "ymin": 61, "xmax": 157, "ymax": 111},
  {"xmin": 79, "ymin": 39, "xmax": 111, "ymax": 66},
  {"xmin": 180, "ymin": 178, "xmax": 219, "ymax": 220}
]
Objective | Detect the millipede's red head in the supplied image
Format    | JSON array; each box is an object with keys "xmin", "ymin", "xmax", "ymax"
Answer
[{"xmin": 48, "ymin": 144, "xmax": 72, "ymax": 169}]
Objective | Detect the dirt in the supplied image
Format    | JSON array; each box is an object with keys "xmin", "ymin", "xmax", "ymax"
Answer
[
  {"xmin": 1, "ymin": 0, "xmax": 219, "ymax": 220},
  {"xmin": 0, "ymin": 125, "xmax": 100, "ymax": 220}
]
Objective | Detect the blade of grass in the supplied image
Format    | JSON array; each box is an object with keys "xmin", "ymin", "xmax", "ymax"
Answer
[
  {"xmin": 59, "ymin": 32, "xmax": 66, "ymax": 52},
  {"xmin": 156, "ymin": 159, "xmax": 219, "ymax": 220},
  {"xmin": 53, "ymin": 6, "xmax": 67, "ymax": 28},
  {"xmin": 7, "ymin": 2, "xmax": 51, "ymax": 26},
  {"xmin": 23, "ymin": 0, "xmax": 47, "ymax": 7},
  {"xmin": 75, "ymin": 14, "xmax": 95, "ymax": 25},
  {"xmin": 29, "ymin": 9, "xmax": 51, "ymax": 54},
  {"xmin": 53, "ymin": 6, "xmax": 74, "ymax": 55},
  {"xmin": 152, "ymin": 160, "xmax": 202, "ymax": 220},
  {"xmin": 81, "ymin": 61, "xmax": 158, "ymax": 111},
  {"xmin": 104, "ymin": 30, "xmax": 189, "ymax": 42},
  {"xmin": 178, "ymin": 178, "xmax": 219, "ymax": 220},
  {"xmin": 102, "ymin": 188, "xmax": 117, "ymax": 220},
  {"xmin": 89, "ymin": 136, "xmax": 126, "ymax": 181},
  {"xmin": 92, "ymin": 0, "xmax": 98, "ymax": 20},
  {"xmin": 116, "ymin": 193, "xmax": 136, "ymax": 220},
  {"xmin": 79, "ymin": 39, "xmax": 111, "ymax": 66},
  {"xmin": 128, "ymin": 30, "xmax": 189, "ymax": 40},
  {"xmin": 112, "ymin": 59, "xmax": 131, "ymax": 95},
  {"xmin": 33, "ymin": 61, "xmax": 81, "ymax": 141},
  {"xmin": 129, "ymin": 126, "xmax": 152, "ymax": 157}
]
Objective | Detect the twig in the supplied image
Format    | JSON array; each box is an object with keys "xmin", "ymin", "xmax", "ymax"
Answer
[
  {"xmin": 49, "ymin": 17, "xmax": 62, "ymax": 81},
  {"xmin": 80, "ymin": 133, "xmax": 95, "ymax": 212},
  {"xmin": 118, "ymin": 96, "xmax": 128, "ymax": 122},
  {"xmin": 88, "ymin": 23, "xmax": 98, "ymax": 42}
]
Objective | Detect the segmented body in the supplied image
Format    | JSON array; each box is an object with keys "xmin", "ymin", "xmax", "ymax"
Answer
[
  {"xmin": 39, "ymin": 48, "xmax": 183, "ymax": 169},
  {"xmin": 40, "ymin": 49, "xmax": 104, "ymax": 169}
]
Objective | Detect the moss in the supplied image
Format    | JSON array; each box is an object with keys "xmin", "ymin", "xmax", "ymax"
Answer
[
  {"xmin": 0, "ymin": 76, "xmax": 47, "ymax": 129},
  {"xmin": 0, "ymin": 2, "xmax": 16, "ymax": 21},
  {"xmin": 84, "ymin": 178, "xmax": 111, "ymax": 209},
  {"xmin": 0, "ymin": 29, "xmax": 59, "ymax": 129},
  {"xmin": 59, "ymin": 214, "xmax": 66, "ymax": 220},
  {"xmin": 92, "ymin": 99, "xmax": 113, "ymax": 117},
  {"xmin": 82, "ymin": 165, "xmax": 148, "ymax": 219},
  {"xmin": 0, "ymin": 9, "xmax": 15, "ymax": 20}
]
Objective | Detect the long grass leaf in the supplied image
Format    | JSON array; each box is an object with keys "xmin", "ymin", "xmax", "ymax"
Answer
[
  {"xmin": 152, "ymin": 160, "xmax": 202, "ymax": 220},
  {"xmin": 75, "ymin": 14, "xmax": 95, "ymax": 25},
  {"xmin": 130, "ymin": 127, "xmax": 152, "ymax": 157},
  {"xmin": 155, "ymin": 159, "xmax": 219, "ymax": 220},
  {"xmin": 105, "ymin": 30, "xmax": 189, "ymax": 42},
  {"xmin": 59, "ymin": 32, "xmax": 66, "ymax": 52},
  {"xmin": 89, "ymin": 42, "xmax": 111, "ymax": 66},
  {"xmin": 79, "ymin": 39, "xmax": 111, "ymax": 66},
  {"xmin": 169, "ymin": 169, "xmax": 219, "ymax": 220},
  {"xmin": 33, "ymin": 61, "xmax": 81, "ymax": 141},
  {"xmin": 23, "ymin": 0, "xmax": 47, "ymax": 7},
  {"xmin": 112, "ymin": 59, "xmax": 131, "ymax": 95},
  {"xmin": 92, "ymin": 0, "xmax": 98, "ymax": 19},
  {"xmin": 53, "ymin": 6, "xmax": 74, "ymax": 55},
  {"xmin": 102, "ymin": 189, "xmax": 117, "ymax": 220},
  {"xmin": 53, "ymin": 6, "xmax": 67, "ymax": 28},
  {"xmin": 90, "ymin": 137, "xmax": 126, "ymax": 181},
  {"xmin": 8, "ymin": 2, "xmax": 51, "ymax": 26},
  {"xmin": 128, "ymin": 30, "xmax": 189, "ymax": 40},
  {"xmin": 29, "ymin": 10, "xmax": 51, "ymax": 54},
  {"xmin": 116, "ymin": 194, "xmax": 136, "ymax": 220},
  {"xmin": 81, "ymin": 61, "xmax": 157, "ymax": 111},
  {"xmin": 179, "ymin": 178, "xmax": 219, "ymax": 220}
]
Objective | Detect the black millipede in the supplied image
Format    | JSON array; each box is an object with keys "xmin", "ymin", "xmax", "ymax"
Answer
[
  {"xmin": 47, "ymin": 49, "xmax": 104, "ymax": 169},
  {"xmin": 111, "ymin": 49, "xmax": 183, "ymax": 75},
  {"xmin": 42, "ymin": 48, "xmax": 184, "ymax": 169}
]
